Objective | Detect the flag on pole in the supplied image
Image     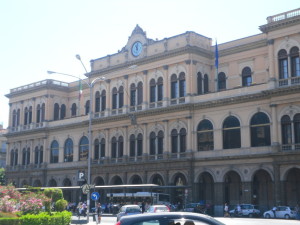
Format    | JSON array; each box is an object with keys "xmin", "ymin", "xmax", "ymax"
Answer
[
  {"xmin": 215, "ymin": 40, "xmax": 219, "ymax": 91},
  {"xmin": 78, "ymin": 80, "xmax": 82, "ymax": 100},
  {"xmin": 215, "ymin": 40, "xmax": 219, "ymax": 70}
]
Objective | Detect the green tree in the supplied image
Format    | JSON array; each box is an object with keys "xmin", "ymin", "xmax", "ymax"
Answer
[{"xmin": 0, "ymin": 168, "xmax": 5, "ymax": 185}]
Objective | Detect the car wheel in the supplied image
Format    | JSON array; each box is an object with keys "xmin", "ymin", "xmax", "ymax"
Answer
[
  {"xmin": 265, "ymin": 213, "xmax": 271, "ymax": 219},
  {"xmin": 248, "ymin": 213, "xmax": 253, "ymax": 218},
  {"xmin": 284, "ymin": 214, "xmax": 290, "ymax": 219}
]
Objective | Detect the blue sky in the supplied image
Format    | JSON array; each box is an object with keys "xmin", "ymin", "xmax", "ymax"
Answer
[{"xmin": 0, "ymin": 0, "xmax": 299, "ymax": 128}]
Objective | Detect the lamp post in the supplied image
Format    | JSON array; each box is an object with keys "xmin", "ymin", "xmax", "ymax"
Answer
[{"xmin": 47, "ymin": 55, "xmax": 105, "ymax": 222}]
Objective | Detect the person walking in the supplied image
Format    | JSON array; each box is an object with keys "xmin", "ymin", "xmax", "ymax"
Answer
[
  {"xmin": 295, "ymin": 203, "xmax": 300, "ymax": 220},
  {"xmin": 224, "ymin": 203, "xmax": 229, "ymax": 217},
  {"xmin": 272, "ymin": 206, "xmax": 277, "ymax": 218},
  {"xmin": 96, "ymin": 202, "xmax": 102, "ymax": 224}
]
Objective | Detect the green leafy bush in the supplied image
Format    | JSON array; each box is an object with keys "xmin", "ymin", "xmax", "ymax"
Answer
[{"xmin": 55, "ymin": 199, "xmax": 68, "ymax": 212}]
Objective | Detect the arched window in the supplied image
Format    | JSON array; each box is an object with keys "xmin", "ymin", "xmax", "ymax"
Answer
[
  {"xmin": 203, "ymin": 74, "xmax": 209, "ymax": 93},
  {"xmin": 79, "ymin": 136, "xmax": 89, "ymax": 161},
  {"xmin": 171, "ymin": 74, "xmax": 178, "ymax": 99},
  {"xmin": 112, "ymin": 87, "xmax": 124, "ymax": 109},
  {"xmin": 290, "ymin": 46, "xmax": 300, "ymax": 77},
  {"xmin": 242, "ymin": 67, "xmax": 252, "ymax": 87},
  {"xmin": 158, "ymin": 131, "xmax": 164, "ymax": 155},
  {"xmin": 22, "ymin": 148, "xmax": 30, "ymax": 165},
  {"xmin": 223, "ymin": 116, "xmax": 241, "ymax": 149},
  {"xmin": 112, "ymin": 87, "xmax": 118, "ymax": 109},
  {"xmin": 101, "ymin": 90, "xmax": 106, "ymax": 112},
  {"xmin": 250, "ymin": 112, "xmax": 271, "ymax": 147},
  {"xmin": 60, "ymin": 104, "xmax": 66, "ymax": 119},
  {"xmin": 278, "ymin": 49, "xmax": 288, "ymax": 79},
  {"xmin": 150, "ymin": 78, "xmax": 163, "ymax": 103},
  {"xmin": 95, "ymin": 91, "xmax": 100, "ymax": 112},
  {"xmin": 197, "ymin": 119, "xmax": 214, "ymax": 151},
  {"xmin": 197, "ymin": 72, "xmax": 203, "ymax": 95},
  {"xmin": 218, "ymin": 72, "xmax": 226, "ymax": 91},
  {"xmin": 111, "ymin": 136, "xmax": 123, "ymax": 159},
  {"xmin": 85, "ymin": 100, "xmax": 90, "ymax": 115},
  {"xmin": 129, "ymin": 133, "xmax": 143, "ymax": 157},
  {"xmin": 179, "ymin": 72, "xmax": 186, "ymax": 97},
  {"xmin": 54, "ymin": 103, "xmax": 59, "ymax": 120},
  {"xmin": 137, "ymin": 82, "xmax": 143, "ymax": 105},
  {"xmin": 24, "ymin": 107, "xmax": 28, "ymax": 125},
  {"xmin": 64, "ymin": 138, "xmax": 73, "ymax": 162},
  {"xmin": 171, "ymin": 128, "xmax": 187, "ymax": 154},
  {"xmin": 17, "ymin": 109, "xmax": 20, "ymax": 126},
  {"xmin": 71, "ymin": 103, "xmax": 77, "ymax": 116},
  {"xmin": 36, "ymin": 104, "xmax": 41, "ymax": 123},
  {"xmin": 281, "ymin": 114, "xmax": 300, "ymax": 150},
  {"xmin": 12, "ymin": 110, "xmax": 17, "ymax": 127},
  {"xmin": 281, "ymin": 115, "xmax": 292, "ymax": 146},
  {"xmin": 34, "ymin": 146, "xmax": 43, "ymax": 165},
  {"xmin": 130, "ymin": 84, "xmax": 136, "ymax": 106},
  {"xmin": 50, "ymin": 140, "xmax": 59, "ymax": 163},
  {"xmin": 119, "ymin": 86, "xmax": 124, "ymax": 108},
  {"xmin": 150, "ymin": 132, "xmax": 156, "ymax": 155},
  {"xmin": 10, "ymin": 149, "xmax": 18, "ymax": 166},
  {"xmin": 94, "ymin": 138, "xmax": 105, "ymax": 159},
  {"xmin": 294, "ymin": 113, "xmax": 300, "ymax": 144}
]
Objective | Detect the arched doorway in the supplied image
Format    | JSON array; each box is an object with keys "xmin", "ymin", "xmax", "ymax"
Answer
[
  {"xmin": 94, "ymin": 176, "xmax": 105, "ymax": 203},
  {"xmin": 172, "ymin": 173, "xmax": 187, "ymax": 209},
  {"xmin": 252, "ymin": 170, "xmax": 273, "ymax": 210},
  {"xmin": 285, "ymin": 168, "xmax": 300, "ymax": 206},
  {"xmin": 32, "ymin": 179, "xmax": 42, "ymax": 187},
  {"xmin": 48, "ymin": 179, "xmax": 57, "ymax": 187},
  {"xmin": 62, "ymin": 178, "xmax": 72, "ymax": 202},
  {"xmin": 224, "ymin": 171, "xmax": 241, "ymax": 205},
  {"xmin": 198, "ymin": 172, "xmax": 214, "ymax": 208}
]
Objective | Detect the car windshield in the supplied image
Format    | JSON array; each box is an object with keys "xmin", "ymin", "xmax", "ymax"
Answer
[{"xmin": 126, "ymin": 207, "xmax": 141, "ymax": 213}]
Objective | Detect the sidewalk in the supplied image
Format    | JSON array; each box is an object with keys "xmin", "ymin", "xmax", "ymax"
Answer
[{"xmin": 71, "ymin": 213, "xmax": 114, "ymax": 225}]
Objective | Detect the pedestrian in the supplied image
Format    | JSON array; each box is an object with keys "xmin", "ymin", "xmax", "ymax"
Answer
[
  {"xmin": 96, "ymin": 202, "xmax": 102, "ymax": 224},
  {"xmin": 141, "ymin": 201, "xmax": 145, "ymax": 213},
  {"xmin": 224, "ymin": 203, "xmax": 229, "ymax": 217}
]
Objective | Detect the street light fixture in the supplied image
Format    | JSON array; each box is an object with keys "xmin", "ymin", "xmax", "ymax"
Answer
[{"xmin": 47, "ymin": 55, "xmax": 105, "ymax": 222}]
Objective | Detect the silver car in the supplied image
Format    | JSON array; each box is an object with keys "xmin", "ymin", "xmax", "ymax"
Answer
[
  {"xmin": 116, "ymin": 205, "xmax": 142, "ymax": 221},
  {"xmin": 115, "ymin": 212, "xmax": 225, "ymax": 225}
]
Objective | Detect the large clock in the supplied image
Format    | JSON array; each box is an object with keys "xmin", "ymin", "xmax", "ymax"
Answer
[{"xmin": 131, "ymin": 41, "xmax": 143, "ymax": 57}]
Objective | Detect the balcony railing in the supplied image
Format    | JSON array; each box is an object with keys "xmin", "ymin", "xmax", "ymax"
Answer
[
  {"xmin": 278, "ymin": 76, "xmax": 300, "ymax": 87},
  {"xmin": 281, "ymin": 144, "xmax": 300, "ymax": 151},
  {"xmin": 267, "ymin": 8, "xmax": 300, "ymax": 23}
]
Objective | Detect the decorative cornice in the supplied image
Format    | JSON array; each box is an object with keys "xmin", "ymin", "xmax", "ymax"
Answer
[{"xmin": 259, "ymin": 15, "xmax": 300, "ymax": 33}]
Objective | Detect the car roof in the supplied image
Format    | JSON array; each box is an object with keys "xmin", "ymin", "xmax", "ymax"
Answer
[
  {"xmin": 122, "ymin": 205, "xmax": 140, "ymax": 207},
  {"xmin": 151, "ymin": 205, "xmax": 168, "ymax": 207},
  {"xmin": 120, "ymin": 212, "xmax": 225, "ymax": 224}
]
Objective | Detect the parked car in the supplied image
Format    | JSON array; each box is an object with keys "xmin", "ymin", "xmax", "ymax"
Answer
[
  {"xmin": 115, "ymin": 212, "xmax": 225, "ymax": 225},
  {"xmin": 146, "ymin": 205, "xmax": 170, "ymax": 213},
  {"xmin": 229, "ymin": 204, "xmax": 260, "ymax": 217},
  {"xmin": 263, "ymin": 206, "xmax": 296, "ymax": 219},
  {"xmin": 183, "ymin": 203, "xmax": 200, "ymax": 212},
  {"xmin": 116, "ymin": 205, "xmax": 142, "ymax": 221}
]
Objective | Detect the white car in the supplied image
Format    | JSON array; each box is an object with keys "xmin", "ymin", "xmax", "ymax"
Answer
[
  {"xmin": 229, "ymin": 204, "xmax": 260, "ymax": 217},
  {"xmin": 263, "ymin": 206, "xmax": 296, "ymax": 219}
]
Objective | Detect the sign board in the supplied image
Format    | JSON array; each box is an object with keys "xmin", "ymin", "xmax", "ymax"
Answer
[
  {"xmin": 78, "ymin": 171, "xmax": 85, "ymax": 181},
  {"xmin": 91, "ymin": 192, "xmax": 100, "ymax": 201},
  {"xmin": 82, "ymin": 184, "xmax": 90, "ymax": 194}
]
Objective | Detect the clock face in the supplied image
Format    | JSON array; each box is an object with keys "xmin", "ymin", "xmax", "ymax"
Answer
[{"xmin": 132, "ymin": 41, "xmax": 143, "ymax": 57}]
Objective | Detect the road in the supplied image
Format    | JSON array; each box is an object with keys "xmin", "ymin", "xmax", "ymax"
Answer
[{"xmin": 71, "ymin": 215, "xmax": 300, "ymax": 225}]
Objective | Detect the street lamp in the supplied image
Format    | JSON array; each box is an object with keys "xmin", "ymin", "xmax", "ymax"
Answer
[{"xmin": 47, "ymin": 55, "xmax": 105, "ymax": 222}]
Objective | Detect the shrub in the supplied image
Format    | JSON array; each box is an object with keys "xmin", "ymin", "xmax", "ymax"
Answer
[{"xmin": 55, "ymin": 199, "xmax": 68, "ymax": 212}]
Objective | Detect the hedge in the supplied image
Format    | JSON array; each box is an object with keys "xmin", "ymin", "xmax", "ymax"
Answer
[{"xmin": 0, "ymin": 211, "xmax": 71, "ymax": 225}]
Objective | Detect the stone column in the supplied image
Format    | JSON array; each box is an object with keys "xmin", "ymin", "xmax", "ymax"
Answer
[
  {"xmin": 163, "ymin": 65, "xmax": 169, "ymax": 107},
  {"xmin": 143, "ymin": 70, "xmax": 148, "ymax": 110},
  {"xmin": 270, "ymin": 104, "xmax": 279, "ymax": 150},
  {"xmin": 185, "ymin": 60, "xmax": 192, "ymax": 103},
  {"xmin": 267, "ymin": 39, "xmax": 276, "ymax": 88},
  {"xmin": 273, "ymin": 164, "xmax": 281, "ymax": 205},
  {"xmin": 214, "ymin": 182, "xmax": 224, "ymax": 217},
  {"xmin": 123, "ymin": 75, "xmax": 129, "ymax": 113},
  {"xmin": 105, "ymin": 79, "xmax": 111, "ymax": 116},
  {"xmin": 187, "ymin": 115, "xmax": 193, "ymax": 152}
]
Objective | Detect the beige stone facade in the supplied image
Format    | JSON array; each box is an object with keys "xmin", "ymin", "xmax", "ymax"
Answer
[{"xmin": 5, "ymin": 8, "xmax": 300, "ymax": 215}]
